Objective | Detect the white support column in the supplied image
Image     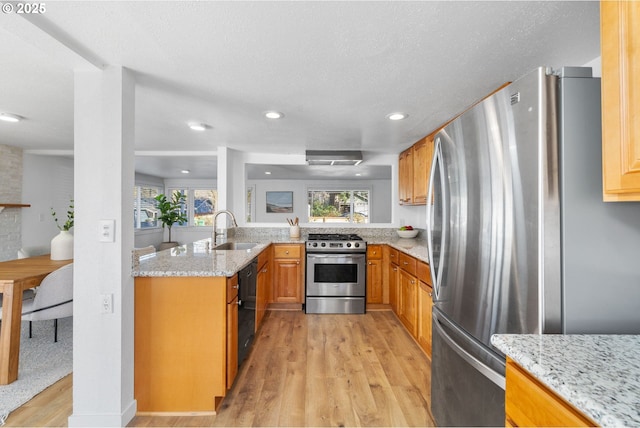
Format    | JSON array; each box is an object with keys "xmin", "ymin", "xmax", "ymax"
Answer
[{"xmin": 69, "ymin": 66, "xmax": 136, "ymax": 427}]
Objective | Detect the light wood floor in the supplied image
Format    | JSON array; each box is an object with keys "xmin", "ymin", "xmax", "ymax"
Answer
[{"xmin": 5, "ymin": 310, "xmax": 434, "ymax": 427}]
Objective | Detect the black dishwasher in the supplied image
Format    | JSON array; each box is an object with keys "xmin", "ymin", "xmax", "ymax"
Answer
[{"xmin": 237, "ymin": 258, "xmax": 257, "ymax": 366}]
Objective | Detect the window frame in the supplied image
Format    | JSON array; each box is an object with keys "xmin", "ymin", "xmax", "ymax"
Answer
[
  {"xmin": 166, "ymin": 187, "xmax": 218, "ymax": 227},
  {"xmin": 306, "ymin": 186, "xmax": 371, "ymax": 224}
]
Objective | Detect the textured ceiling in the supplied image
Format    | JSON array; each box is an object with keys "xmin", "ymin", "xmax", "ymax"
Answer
[{"xmin": 0, "ymin": 1, "xmax": 600, "ymax": 178}]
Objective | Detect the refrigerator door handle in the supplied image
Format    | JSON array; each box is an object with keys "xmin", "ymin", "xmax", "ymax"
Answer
[
  {"xmin": 427, "ymin": 135, "xmax": 447, "ymax": 299},
  {"xmin": 433, "ymin": 314, "xmax": 506, "ymax": 389}
]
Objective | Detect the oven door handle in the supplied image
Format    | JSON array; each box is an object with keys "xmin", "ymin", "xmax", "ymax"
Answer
[{"xmin": 307, "ymin": 253, "xmax": 366, "ymax": 259}]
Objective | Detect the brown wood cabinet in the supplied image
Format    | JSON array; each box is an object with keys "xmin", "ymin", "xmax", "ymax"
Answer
[
  {"xmin": 505, "ymin": 358, "xmax": 597, "ymax": 427},
  {"xmin": 366, "ymin": 244, "xmax": 383, "ymax": 304},
  {"xmin": 398, "ymin": 268, "xmax": 418, "ymax": 337},
  {"xmin": 272, "ymin": 244, "xmax": 303, "ymax": 303},
  {"xmin": 386, "ymin": 246, "xmax": 399, "ymax": 312},
  {"xmin": 416, "ymin": 261, "xmax": 432, "ymax": 359},
  {"xmin": 601, "ymin": 0, "xmax": 640, "ymax": 201},
  {"xmin": 255, "ymin": 246, "xmax": 271, "ymax": 329},
  {"xmin": 226, "ymin": 275, "xmax": 239, "ymax": 390},
  {"xmin": 398, "ymin": 134, "xmax": 435, "ymax": 205},
  {"xmin": 399, "ymin": 147, "xmax": 414, "ymax": 204},
  {"xmin": 134, "ymin": 276, "xmax": 228, "ymax": 413}
]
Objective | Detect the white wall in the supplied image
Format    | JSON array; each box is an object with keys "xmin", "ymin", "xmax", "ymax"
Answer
[
  {"xmin": 22, "ymin": 154, "xmax": 74, "ymax": 250},
  {"xmin": 247, "ymin": 178, "xmax": 392, "ymax": 224}
]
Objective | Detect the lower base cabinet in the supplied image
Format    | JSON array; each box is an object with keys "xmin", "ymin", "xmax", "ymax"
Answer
[
  {"xmin": 255, "ymin": 247, "xmax": 271, "ymax": 328},
  {"xmin": 272, "ymin": 244, "xmax": 303, "ymax": 303},
  {"xmin": 226, "ymin": 275, "xmax": 239, "ymax": 390},
  {"xmin": 134, "ymin": 276, "xmax": 230, "ymax": 413},
  {"xmin": 505, "ymin": 358, "xmax": 597, "ymax": 427}
]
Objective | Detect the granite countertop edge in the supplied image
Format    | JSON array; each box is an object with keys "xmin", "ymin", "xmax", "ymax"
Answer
[
  {"xmin": 491, "ymin": 334, "xmax": 640, "ymax": 427},
  {"xmin": 133, "ymin": 234, "xmax": 431, "ymax": 278}
]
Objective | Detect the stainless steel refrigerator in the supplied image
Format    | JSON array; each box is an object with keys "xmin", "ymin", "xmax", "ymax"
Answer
[{"xmin": 426, "ymin": 66, "xmax": 640, "ymax": 427}]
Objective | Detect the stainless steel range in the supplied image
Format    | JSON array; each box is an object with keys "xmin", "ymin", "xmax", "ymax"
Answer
[{"xmin": 305, "ymin": 233, "xmax": 367, "ymax": 314}]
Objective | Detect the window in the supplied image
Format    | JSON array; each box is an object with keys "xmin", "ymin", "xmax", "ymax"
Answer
[
  {"xmin": 168, "ymin": 188, "xmax": 217, "ymax": 227},
  {"xmin": 134, "ymin": 185, "xmax": 161, "ymax": 229},
  {"xmin": 308, "ymin": 189, "xmax": 370, "ymax": 224}
]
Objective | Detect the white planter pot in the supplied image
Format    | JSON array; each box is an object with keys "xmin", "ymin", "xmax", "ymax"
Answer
[{"xmin": 51, "ymin": 230, "xmax": 74, "ymax": 260}]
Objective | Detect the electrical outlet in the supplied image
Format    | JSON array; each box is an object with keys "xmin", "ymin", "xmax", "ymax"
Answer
[{"xmin": 100, "ymin": 293, "xmax": 113, "ymax": 314}]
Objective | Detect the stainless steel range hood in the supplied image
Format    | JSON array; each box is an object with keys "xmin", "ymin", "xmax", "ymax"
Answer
[{"xmin": 305, "ymin": 150, "xmax": 363, "ymax": 166}]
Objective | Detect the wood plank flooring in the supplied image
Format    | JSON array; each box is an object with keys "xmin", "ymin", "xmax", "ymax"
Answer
[{"xmin": 5, "ymin": 310, "xmax": 434, "ymax": 427}]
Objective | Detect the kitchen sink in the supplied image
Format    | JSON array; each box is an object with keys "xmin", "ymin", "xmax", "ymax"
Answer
[{"xmin": 214, "ymin": 242, "xmax": 258, "ymax": 251}]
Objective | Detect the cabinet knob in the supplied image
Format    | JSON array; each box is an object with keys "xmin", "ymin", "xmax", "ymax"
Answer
[
  {"xmin": 368, "ymin": 262, "xmax": 372, "ymax": 265},
  {"xmin": 428, "ymin": 292, "xmax": 433, "ymax": 297},
  {"xmin": 403, "ymin": 261, "xmax": 409, "ymax": 265},
  {"xmin": 410, "ymin": 280, "xmax": 415, "ymax": 284},
  {"xmin": 296, "ymin": 261, "xmax": 299, "ymax": 265},
  {"xmin": 393, "ymin": 267, "xmax": 397, "ymax": 272},
  {"xmin": 233, "ymin": 285, "xmax": 239, "ymax": 289},
  {"xmin": 262, "ymin": 268, "xmax": 268, "ymax": 273},
  {"xmin": 285, "ymin": 250, "xmax": 289, "ymax": 254}
]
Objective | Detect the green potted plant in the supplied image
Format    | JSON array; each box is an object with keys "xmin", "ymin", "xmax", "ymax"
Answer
[{"xmin": 155, "ymin": 192, "xmax": 187, "ymax": 250}]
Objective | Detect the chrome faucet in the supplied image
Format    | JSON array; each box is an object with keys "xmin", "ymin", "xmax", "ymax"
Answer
[{"xmin": 212, "ymin": 210, "xmax": 238, "ymax": 246}]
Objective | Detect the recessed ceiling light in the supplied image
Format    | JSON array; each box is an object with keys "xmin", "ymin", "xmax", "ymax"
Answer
[
  {"xmin": 0, "ymin": 113, "xmax": 23, "ymax": 123},
  {"xmin": 386, "ymin": 112, "xmax": 408, "ymax": 121},
  {"xmin": 264, "ymin": 111, "xmax": 284, "ymax": 119},
  {"xmin": 188, "ymin": 123, "xmax": 209, "ymax": 131},
  {"xmin": 264, "ymin": 171, "xmax": 272, "ymax": 175},
  {"xmin": 181, "ymin": 170, "xmax": 190, "ymax": 174},
  {"xmin": 355, "ymin": 173, "xmax": 362, "ymax": 176}
]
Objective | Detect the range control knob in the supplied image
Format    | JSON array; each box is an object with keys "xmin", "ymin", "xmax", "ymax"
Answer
[
  {"xmin": 354, "ymin": 243, "xmax": 360, "ymax": 248},
  {"xmin": 321, "ymin": 242, "xmax": 326, "ymax": 247},
  {"xmin": 346, "ymin": 243, "xmax": 352, "ymax": 248},
  {"xmin": 312, "ymin": 242, "xmax": 318, "ymax": 247}
]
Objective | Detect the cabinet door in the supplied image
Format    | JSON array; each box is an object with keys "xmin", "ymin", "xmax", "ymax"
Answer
[
  {"xmin": 399, "ymin": 148, "xmax": 413, "ymax": 204},
  {"xmin": 602, "ymin": 0, "xmax": 640, "ymax": 200},
  {"xmin": 256, "ymin": 259, "xmax": 270, "ymax": 330},
  {"xmin": 412, "ymin": 137, "xmax": 433, "ymax": 205},
  {"xmin": 226, "ymin": 294, "xmax": 238, "ymax": 389},
  {"xmin": 389, "ymin": 263, "xmax": 399, "ymax": 313},
  {"xmin": 366, "ymin": 258, "xmax": 383, "ymax": 304},
  {"xmin": 273, "ymin": 259, "xmax": 302, "ymax": 303},
  {"xmin": 417, "ymin": 280, "xmax": 433, "ymax": 359},
  {"xmin": 398, "ymin": 269, "xmax": 418, "ymax": 337}
]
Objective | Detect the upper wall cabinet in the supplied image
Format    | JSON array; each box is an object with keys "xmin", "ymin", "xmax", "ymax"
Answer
[
  {"xmin": 601, "ymin": 0, "xmax": 640, "ymax": 201},
  {"xmin": 399, "ymin": 134, "xmax": 434, "ymax": 206}
]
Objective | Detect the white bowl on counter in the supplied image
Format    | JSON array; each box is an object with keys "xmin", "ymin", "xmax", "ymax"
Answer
[{"xmin": 396, "ymin": 229, "xmax": 419, "ymax": 238}]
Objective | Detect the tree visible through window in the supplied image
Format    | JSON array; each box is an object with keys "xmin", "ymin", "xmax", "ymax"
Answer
[{"xmin": 308, "ymin": 190, "xmax": 369, "ymax": 223}]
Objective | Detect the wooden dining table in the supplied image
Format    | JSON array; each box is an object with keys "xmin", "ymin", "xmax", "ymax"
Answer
[{"xmin": 0, "ymin": 254, "xmax": 72, "ymax": 384}]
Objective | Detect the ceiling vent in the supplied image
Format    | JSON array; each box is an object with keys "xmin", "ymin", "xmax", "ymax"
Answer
[{"xmin": 305, "ymin": 150, "xmax": 363, "ymax": 166}]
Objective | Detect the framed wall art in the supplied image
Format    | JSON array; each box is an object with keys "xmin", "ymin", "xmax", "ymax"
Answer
[{"xmin": 266, "ymin": 191, "xmax": 293, "ymax": 213}]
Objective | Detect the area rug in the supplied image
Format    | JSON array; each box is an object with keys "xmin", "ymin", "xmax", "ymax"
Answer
[{"xmin": 0, "ymin": 317, "xmax": 73, "ymax": 425}]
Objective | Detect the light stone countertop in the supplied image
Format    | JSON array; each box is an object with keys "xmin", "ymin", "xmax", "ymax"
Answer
[
  {"xmin": 132, "ymin": 238, "xmax": 274, "ymax": 277},
  {"xmin": 491, "ymin": 334, "xmax": 640, "ymax": 427},
  {"xmin": 131, "ymin": 228, "xmax": 430, "ymax": 277}
]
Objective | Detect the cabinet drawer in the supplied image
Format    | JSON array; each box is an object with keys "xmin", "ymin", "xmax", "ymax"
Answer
[
  {"xmin": 388, "ymin": 247, "xmax": 399, "ymax": 265},
  {"xmin": 416, "ymin": 261, "xmax": 431, "ymax": 285},
  {"xmin": 367, "ymin": 244, "xmax": 382, "ymax": 260},
  {"xmin": 273, "ymin": 244, "xmax": 301, "ymax": 259},
  {"xmin": 398, "ymin": 252, "xmax": 417, "ymax": 276},
  {"xmin": 227, "ymin": 275, "xmax": 239, "ymax": 302}
]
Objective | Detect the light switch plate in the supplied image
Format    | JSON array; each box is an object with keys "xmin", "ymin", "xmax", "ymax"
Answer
[
  {"xmin": 99, "ymin": 219, "xmax": 115, "ymax": 242},
  {"xmin": 100, "ymin": 293, "xmax": 113, "ymax": 314}
]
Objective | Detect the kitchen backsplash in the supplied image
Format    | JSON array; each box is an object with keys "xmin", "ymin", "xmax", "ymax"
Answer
[{"xmin": 231, "ymin": 227, "xmax": 416, "ymax": 240}]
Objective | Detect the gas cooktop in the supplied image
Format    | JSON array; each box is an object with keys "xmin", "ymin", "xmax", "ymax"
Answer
[
  {"xmin": 306, "ymin": 233, "xmax": 366, "ymax": 252},
  {"xmin": 307, "ymin": 233, "xmax": 363, "ymax": 241}
]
